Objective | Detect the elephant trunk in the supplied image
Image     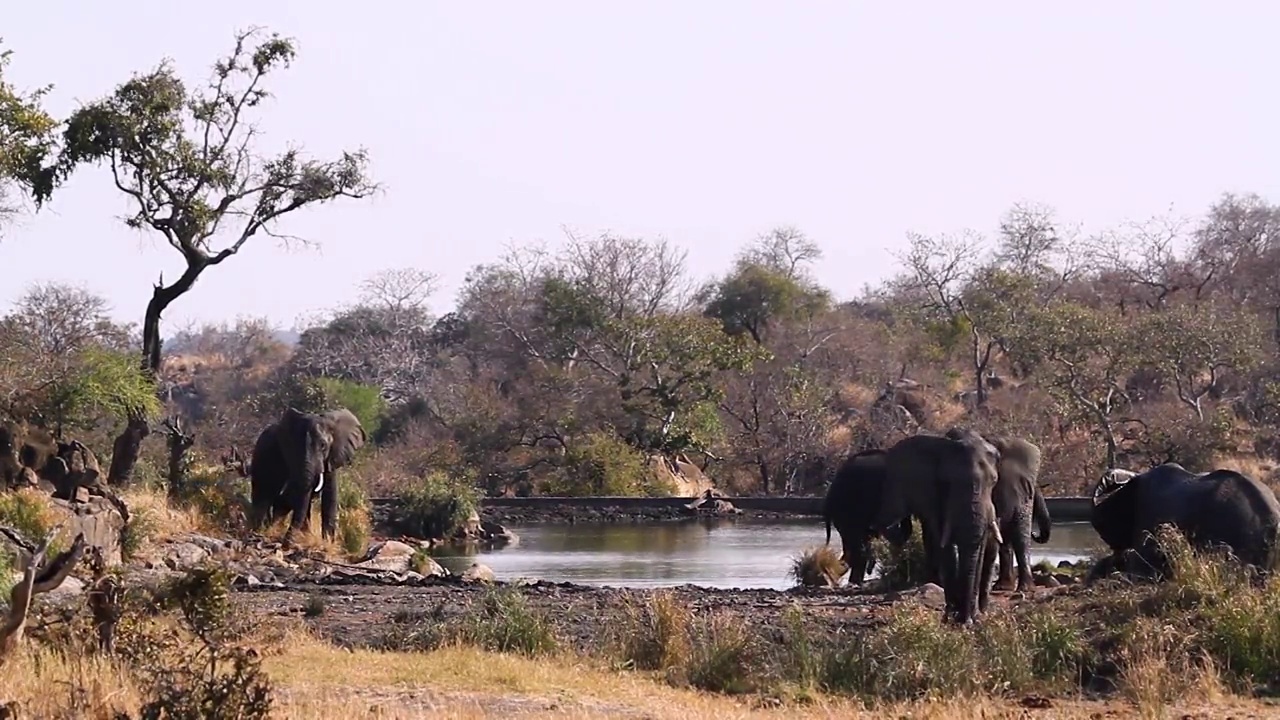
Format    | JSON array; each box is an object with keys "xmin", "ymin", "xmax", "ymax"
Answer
[{"xmin": 1032, "ymin": 487, "xmax": 1052, "ymax": 543}]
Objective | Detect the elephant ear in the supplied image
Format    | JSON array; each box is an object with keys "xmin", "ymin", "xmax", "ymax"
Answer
[{"xmin": 323, "ymin": 409, "xmax": 366, "ymax": 470}]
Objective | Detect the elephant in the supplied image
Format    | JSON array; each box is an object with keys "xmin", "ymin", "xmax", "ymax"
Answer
[
  {"xmin": 822, "ymin": 449, "xmax": 912, "ymax": 585},
  {"xmin": 1091, "ymin": 463, "xmax": 1280, "ymax": 578},
  {"xmin": 873, "ymin": 428, "xmax": 1004, "ymax": 625},
  {"xmin": 947, "ymin": 431, "xmax": 1053, "ymax": 592},
  {"xmin": 250, "ymin": 407, "xmax": 367, "ymax": 541}
]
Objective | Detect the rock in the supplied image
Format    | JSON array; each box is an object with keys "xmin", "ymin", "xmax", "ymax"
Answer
[
  {"xmin": 49, "ymin": 496, "xmax": 126, "ymax": 567},
  {"xmin": 910, "ymin": 582, "xmax": 946, "ymax": 609},
  {"xmin": 479, "ymin": 520, "xmax": 519, "ymax": 546},
  {"xmin": 1034, "ymin": 574, "xmax": 1061, "ymax": 588},
  {"xmin": 178, "ymin": 534, "xmax": 242, "ymax": 556},
  {"xmin": 413, "ymin": 554, "xmax": 448, "ymax": 577},
  {"xmin": 40, "ymin": 575, "xmax": 85, "ymax": 603},
  {"xmin": 354, "ymin": 540, "xmax": 418, "ymax": 573},
  {"xmin": 1052, "ymin": 573, "xmax": 1076, "ymax": 586},
  {"xmin": 462, "ymin": 562, "xmax": 496, "ymax": 583},
  {"xmin": 162, "ymin": 542, "xmax": 211, "ymax": 570}
]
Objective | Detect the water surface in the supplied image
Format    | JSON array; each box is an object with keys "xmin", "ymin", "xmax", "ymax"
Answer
[{"xmin": 430, "ymin": 518, "xmax": 1106, "ymax": 590}]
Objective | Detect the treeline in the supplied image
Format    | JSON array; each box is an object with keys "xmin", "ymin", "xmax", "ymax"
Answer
[
  {"xmin": 3, "ymin": 31, "xmax": 1280, "ymax": 499},
  {"xmin": 3, "ymin": 196, "xmax": 1280, "ymax": 499}
]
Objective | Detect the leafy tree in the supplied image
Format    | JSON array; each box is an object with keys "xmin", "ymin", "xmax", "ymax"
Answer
[
  {"xmin": 1140, "ymin": 303, "xmax": 1265, "ymax": 420},
  {"xmin": 1008, "ymin": 301, "xmax": 1136, "ymax": 466},
  {"xmin": 33, "ymin": 28, "xmax": 377, "ymax": 483},
  {"xmin": 39, "ymin": 346, "xmax": 162, "ymax": 435},
  {"xmin": 0, "ymin": 44, "xmax": 57, "ymax": 228}
]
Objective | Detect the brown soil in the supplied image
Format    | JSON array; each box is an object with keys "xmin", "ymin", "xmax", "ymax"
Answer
[{"xmin": 231, "ymin": 577, "xmax": 1055, "ymax": 654}]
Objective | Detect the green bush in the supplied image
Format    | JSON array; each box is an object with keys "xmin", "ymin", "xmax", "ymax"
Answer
[
  {"xmin": 0, "ymin": 488, "xmax": 65, "ymax": 557},
  {"xmin": 315, "ymin": 377, "xmax": 387, "ymax": 439},
  {"xmin": 870, "ymin": 518, "xmax": 931, "ymax": 590},
  {"xmin": 177, "ymin": 463, "xmax": 252, "ymax": 531},
  {"xmin": 396, "ymin": 470, "xmax": 481, "ymax": 541},
  {"xmin": 381, "ymin": 587, "xmax": 558, "ymax": 657},
  {"xmin": 337, "ymin": 479, "xmax": 371, "ymax": 556},
  {"xmin": 543, "ymin": 432, "xmax": 674, "ymax": 497}
]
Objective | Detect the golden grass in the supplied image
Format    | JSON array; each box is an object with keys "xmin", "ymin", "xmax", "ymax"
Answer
[
  {"xmin": 789, "ymin": 545, "xmax": 846, "ymax": 588},
  {"xmin": 120, "ymin": 485, "xmax": 205, "ymax": 539},
  {"xmin": 4, "ymin": 623, "xmax": 1279, "ymax": 719}
]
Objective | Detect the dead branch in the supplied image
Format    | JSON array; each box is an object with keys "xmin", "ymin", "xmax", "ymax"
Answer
[{"xmin": 0, "ymin": 528, "xmax": 87, "ymax": 661}]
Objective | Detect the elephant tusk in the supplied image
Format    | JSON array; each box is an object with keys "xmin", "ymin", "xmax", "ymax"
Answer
[
  {"xmin": 990, "ymin": 519, "xmax": 1003, "ymax": 546},
  {"xmin": 314, "ymin": 471, "xmax": 325, "ymax": 494}
]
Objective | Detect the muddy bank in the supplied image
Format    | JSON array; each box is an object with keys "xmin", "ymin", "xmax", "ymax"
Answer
[{"xmin": 230, "ymin": 577, "xmax": 1070, "ymax": 655}]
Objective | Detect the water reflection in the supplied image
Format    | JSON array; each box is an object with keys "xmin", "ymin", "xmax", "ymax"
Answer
[{"xmin": 429, "ymin": 518, "xmax": 1107, "ymax": 591}]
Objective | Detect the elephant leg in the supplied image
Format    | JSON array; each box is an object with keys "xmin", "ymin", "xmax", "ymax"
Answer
[
  {"xmin": 320, "ymin": 470, "xmax": 339, "ymax": 541},
  {"xmin": 993, "ymin": 537, "xmax": 1017, "ymax": 591},
  {"xmin": 939, "ymin": 544, "xmax": 961, "ymax": 622},
  {"xmin": 284, "ymin": 485, "xmax": 313, "ymax": 543},
  {"xmin": 919, "ymin": 522, "xmax": 944, "ymax": 587},
  {"xmin": 978, "ymin": 535, "xmax": 998, "ymax": 616},
  {"xmin": 1012, "ymin": 516, "xmax": 1035, "ymax": 592}
]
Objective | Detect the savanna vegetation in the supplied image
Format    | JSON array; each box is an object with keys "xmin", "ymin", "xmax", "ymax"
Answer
[{"xmin": 5, "ymin": 26, "xmax": 1280, "ymax": 719}]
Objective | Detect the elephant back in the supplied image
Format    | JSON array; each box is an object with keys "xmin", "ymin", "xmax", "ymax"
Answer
[{"xmin": 321, "ymin": 408, "xmax": 367, "ymax": 469}]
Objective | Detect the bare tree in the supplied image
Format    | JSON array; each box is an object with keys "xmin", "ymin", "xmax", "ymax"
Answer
[
  {"xmin": 359, "ymin": 267, "xmax": 439, "ymax": 315},
  {"xmin": 739, "ymin": 226, "xmax": 823, "ymax": 280}
]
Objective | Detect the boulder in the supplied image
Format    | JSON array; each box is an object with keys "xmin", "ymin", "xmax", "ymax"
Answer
[
  {"xmin": 478, "ymin": 520, "xmax": 519, "ymax": 546},
  {"xmin": 354, "ymin": 540, "xmax": 419, "ymax": 573},
  {"xmin": 908, "ymin": 582, "xmax": 946, "ymax": 610},
  {"xmin": 50, "ymin": 496, "xmax": 126, "ymax": 567},
  {"xmin": 462, "ymin": 562, "xmax": 496, "ymax": 583}
]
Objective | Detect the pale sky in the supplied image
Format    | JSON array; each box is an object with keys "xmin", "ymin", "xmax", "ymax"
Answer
[{"xmin": 2, "ymin": 2, "xmax": 1278, "ymax": 332}]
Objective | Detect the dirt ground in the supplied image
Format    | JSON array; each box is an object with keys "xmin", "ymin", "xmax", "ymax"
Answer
[{"xmin": 231, "ymin": 577, "xmax": 1058, "ymax": 653}]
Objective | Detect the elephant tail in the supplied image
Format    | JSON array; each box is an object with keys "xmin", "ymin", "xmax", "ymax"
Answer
[
  {"xmin": 1031, "ymin": 487, "xmax": 1052, "ymax": 543},
  {"xmin": 824, "ymin": 513, "xmax": 832, "ymax": 545}
]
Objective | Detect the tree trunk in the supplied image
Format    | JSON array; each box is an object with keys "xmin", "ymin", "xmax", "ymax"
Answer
[
  {"xmin": 108, "ymin": 256, "xmax": 207, "ymax": 487},
  {"xmin": 106, "ymin": 414, "xmax": 150, "ymax": 486}
]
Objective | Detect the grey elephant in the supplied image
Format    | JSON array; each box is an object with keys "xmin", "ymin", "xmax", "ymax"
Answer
[
  {"xmin": 1091, "ymin": 463, "xmax": 1280, "ymax": 578},
  {"xmin": 948, "ymin": 431, "xmax": 1053, "ymax": 592},
  {"xmin": 250, "ymin": 407, "xmax": 367, "ymax": 541},
  {"xmin": 874, "ymin": 428, "xmax": 1004, "ymax": 624},
  {"xmin": 821, "ymin": 449, "xmax": 912, "ymax": 585}
]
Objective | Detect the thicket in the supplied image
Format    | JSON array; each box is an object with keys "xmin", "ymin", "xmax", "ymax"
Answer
[{"xmin": 5, "ymin": 28, "xmax": 1280, "ymax": 504}]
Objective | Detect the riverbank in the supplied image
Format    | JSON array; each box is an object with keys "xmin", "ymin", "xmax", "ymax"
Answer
[
  {"xmin": 220, "ymin": 557, "xmax": 1280, "ymax": 718},
  {"xmin": 370, "ymin": 495, "xmax": 1096, "ymax": 526}
]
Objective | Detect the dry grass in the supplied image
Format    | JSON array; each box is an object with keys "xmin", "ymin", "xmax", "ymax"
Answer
[
  {"xmin": 7, "ymin": 634, "xmax": 1269, "ymax": 719},
  {"xmin": 789, "ymin": 545, "xmax": 846, "ymax": 588}
]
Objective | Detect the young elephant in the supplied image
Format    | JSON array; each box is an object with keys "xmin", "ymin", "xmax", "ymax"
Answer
[{"xmin": 822, "ymin": 449, "xmax": 911, "ymax": 585}]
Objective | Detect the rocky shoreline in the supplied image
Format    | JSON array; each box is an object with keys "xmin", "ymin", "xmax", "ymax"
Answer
[{"xmin": 476, "ymin": 496, "xmax": 806, "ymax": 526}]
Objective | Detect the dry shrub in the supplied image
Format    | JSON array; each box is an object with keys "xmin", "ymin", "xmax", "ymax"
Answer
[
  {"xmin": 614, "ymin": 591, "xmax": 692, "ymax": 673},
  {"xmin": 685, "ymin": 612, "xmax": 762, "ymax": 694},
  {"xmin": 789, "ymin": 545, "xmax": 846, "ymax": 588}
]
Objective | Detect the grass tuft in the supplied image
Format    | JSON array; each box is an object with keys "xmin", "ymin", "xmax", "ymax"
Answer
[{"xmin": 789, "ymin": 545, "xmax": 846, "ymax": 588}]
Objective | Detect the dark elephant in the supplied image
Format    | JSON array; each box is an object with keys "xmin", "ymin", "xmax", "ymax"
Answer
[
  {"xmin": 1091, "ymin": 463, "xmax": 1280, "ymax": 577},
  {"xmin": 874, "ymin": 428, "xmax": 1004, "ymax": 624},
  {"xmin": 949, "ymin": 431, "xmax": 1052, "ymax": 592},
  {"xmin": 822, "ymin": 449, "xmax": 911, "ymax": 585},
  {"xmin": 250, "ymin": 407, "xmax": 367, "ymax": 541}
]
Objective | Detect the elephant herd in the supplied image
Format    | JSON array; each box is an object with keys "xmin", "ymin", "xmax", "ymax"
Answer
[{"xmin": 824, "ymin": 426, "xmax": 1280, "ymax": 625}]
